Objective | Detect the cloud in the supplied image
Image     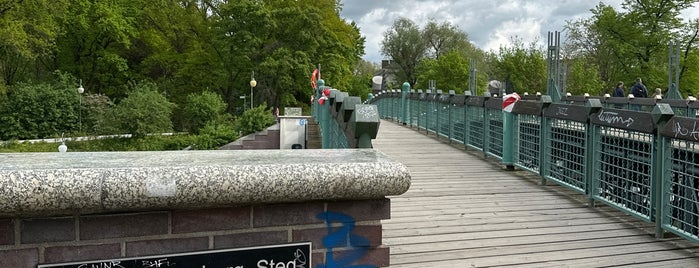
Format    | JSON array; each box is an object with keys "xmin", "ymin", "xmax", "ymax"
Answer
[{"xmin": 340, "ymin": 0, "xmax": 697, "ymax": 63}]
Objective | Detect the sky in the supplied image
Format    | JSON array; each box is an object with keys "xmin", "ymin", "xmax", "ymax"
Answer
[{"xmin": 339, "ymin": 0, "xmax": 699, "ymax": 64}]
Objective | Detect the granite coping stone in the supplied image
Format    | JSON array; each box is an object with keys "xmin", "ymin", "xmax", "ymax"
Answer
[{"xmin": 0, "ymin": 149, "xmax": 411, "ymax": 217}]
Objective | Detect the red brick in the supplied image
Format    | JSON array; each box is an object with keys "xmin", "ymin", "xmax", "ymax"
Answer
[
  {"xmin": 80, "ymin": 212, "xmax": 168, "ymax": 240},
  {"xmin": 0, "ymin": 248, "xmax": 38, "ymax": 268},
  {"xmin": 172, "ymin": 207, "xmax": 250, "ymax": 234},
  {"xmin": 214, "ymin": 231, "xmax": 287, "ymax": 249},
  {"xmin": 326, "ymin": 199, "xmax": 390, "ymax": 221},
  {"xmin": 312, "ymin": 252, "xmax": 324, "ymax": 266},
  {"xmin": 323, "ymin": 246, "xmax": 390, "ymax": 267},
  {"xmin": 253, "ymin": 202, "xmax": 324, "ymax": 227},
  {"xmin": 44, "ymin": 243, "xmax": 121, "ymax": 263},
  {"xmin": 0, "ymin": 219, "xmax": 14, "ymax": 245},
  {"xmin": 126, "ymin": 237, "xmax": 209, "ymax": 257},
  {"xmin": 21, "ymin": 217, "xmax": 74, "ymax": 244},
  {"xmin": 293, "ymin": 225, "xmax": 382, "ymax": 250}
]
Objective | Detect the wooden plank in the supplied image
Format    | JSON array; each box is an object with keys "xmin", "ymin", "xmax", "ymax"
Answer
[{"xmin": 372, "ymin": 120, "xmax": 699, "ymax": 267}]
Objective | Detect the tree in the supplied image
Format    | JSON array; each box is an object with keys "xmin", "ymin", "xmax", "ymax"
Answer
[
  {"xmin": 109, "ymin": 82, "xmax": 175, "ymax": 138},
  {"xmin": 0, "ymin": 0, "xmax": 66, "ymax": 87},
  {"xmin": 348, "ymin": 59, "xmax": 378, "ymax": 100},
  {"xmin": 180, "ymin": 91, "xmax": 229, "ymax": 134},
  {"xmin": 416, "ymin": 51, "xmax": 470, "ymax": 93},
  {"xmin": 381, "ymin": 18, "xmax": 426, "ymax": 87},
  {"xmin": 564, "ymin": 0, "xmax": 699, "ymax": 96},
  {"xmin": 565, "ymin": 58, "xmax": 605, "ymax": 95},
  {"xmin": 490, "ymin": 39, "xmax": 547, "ymax": 93},
  {"xmin": 422, "ymin": 20, "xmax": 471, "ymax": 59}
]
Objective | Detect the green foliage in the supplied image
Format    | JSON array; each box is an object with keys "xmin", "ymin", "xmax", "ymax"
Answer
[
  {"xmin": 416, "ymin": 51, "xmax": 470, "ymax": 94},
  {"xmin": 490, "ymin": 39, "xmax": 547, "ymax": 93},
  {"xmin": 565, "ymin": 0, "xmax": 699, "ymax": 96},
  {"xmin": 233, "ymin": 104, "xmax": 276, "ymax": 136},
  {"xmin": 180, "ymin": 91, "xmax": 229, "ymax": 134},
  {"xmin": 0, "ymin": 81, "xmax": 79, "ymax": 140},
  {"xmin": 108, "ymin": 82, "xmax": 175, "ymax": 138},
  {"xmin": 566, "ymin": 58, "xmax": 605, "ymax": 95},
  {"xmin": 194, "ymin": 121, "xmax": 238, "ymax": 150},
  {"xmin": 381, "ymin": 17, "xmax": 426, "ymax": 87}
]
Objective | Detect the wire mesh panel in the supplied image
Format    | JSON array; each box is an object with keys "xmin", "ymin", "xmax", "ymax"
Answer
[
  {"xmin": 663, "ymin": 141, "xmax": 699, "ymax": 242},
  {"xmin": 328, "ymin": 119, "xmax": 348, "ymax": 148},
  {"xmin": 451, "ymin": 105, "xmax": 466, "ymax": 144},
  {"xmin": 485, "ymin": 107, "xmax": 504, "ymax": 159},
  {"xmin": 659, "ymin": 116, "xmax": 699, "ymax": 243},
  {"xmin": 426, "ymin": 100, "xmax": 438, "ymax": 133},
  {"xmin": 437, "ymin": 103, "xmax": 451, "ymax": 138},
  {"xmin": 592, "ymin": 126, "xmax": 654, "ymax": 221},
  {"xmin": 409, "ymin": 98, "xmax": 419, "ymax": 127},
  {"xmin": 418, "ymin": 98, "xmax": 429, "ymax": 130},
  {"xmin": 465, "ymin": 106, "xmax": 485, "ymax": 150},
  {"xmin": 544, "ymin": 119, "xmax": 587, "ymax": 192},
  {"xmin": 514, "ymin": 113, "xmax": 542, "ymax": 174}
]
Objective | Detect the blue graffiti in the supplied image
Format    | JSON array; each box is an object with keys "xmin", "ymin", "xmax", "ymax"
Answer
[{"xmin": 316, "ymin": 211, "xmax": 375, "ymax": 268}]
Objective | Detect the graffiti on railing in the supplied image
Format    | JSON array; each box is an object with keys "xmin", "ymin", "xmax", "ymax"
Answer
[
  {"xmin": 597, "ymin": 111, "xmax": 634, "ymax": 127},
  {"xmin": 555, "ymin": 106, "xmax": 569, "ymax": 117},
  {"xmin": 316, "ymin": 211, "xmax": 374, "ymax": 268},
  {"xmin": 672, "ymin": 121, "xmax": 699, "ymax": 140},
  {"xmin": 356, "ymin": 105, "xmax": 378, "ymax": 119}
]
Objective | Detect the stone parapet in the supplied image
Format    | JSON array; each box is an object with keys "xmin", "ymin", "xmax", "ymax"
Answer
[{"xmin": 0, "ymin": 149, "xmax": 411, "ymax": 217}]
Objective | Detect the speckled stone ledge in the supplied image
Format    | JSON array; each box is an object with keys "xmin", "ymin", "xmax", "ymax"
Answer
[{"xmin": 0, "ymin": 149, "xmax": 411, "ymax": 217}]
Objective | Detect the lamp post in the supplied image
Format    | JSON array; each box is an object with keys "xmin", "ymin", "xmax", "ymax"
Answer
[
  {"xmin": 240, "ymin": 95, "xmax": 247, "ymax": 111},
  {"xmin": 77, "ymin": 79, "xmax": 84, "ymax": 133},
  {"xmin": 250, "ymin": 71, "xmax": 257, "ymax": 110}
]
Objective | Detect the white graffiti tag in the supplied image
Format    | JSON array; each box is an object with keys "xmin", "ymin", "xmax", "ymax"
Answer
[
  {"xmin": 673, "ymin": 121, "xmax": 699, "ymax": 140},
  {"xmin": 597, "ymin": 111, "xmax": 634, "ymax": 127}
]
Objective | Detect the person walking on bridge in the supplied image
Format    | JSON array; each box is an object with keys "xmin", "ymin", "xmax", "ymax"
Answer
[
  {"xmin": 630, "ymin": 77, "xmax": 648, "ymax": 98},
  {"xmin": 613, "ymin": 81, "xmax": 625, "ymax": 97}
]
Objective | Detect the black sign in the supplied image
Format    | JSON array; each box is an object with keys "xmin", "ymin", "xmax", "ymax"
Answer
[{"xmin": 39, "ymin": 242, "xmax": 311, "ymax": 268}]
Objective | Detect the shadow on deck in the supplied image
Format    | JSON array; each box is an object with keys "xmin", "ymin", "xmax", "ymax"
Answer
[{"xmin": 372, "ymin": 120, "xmax": 699, "ymax": 268}]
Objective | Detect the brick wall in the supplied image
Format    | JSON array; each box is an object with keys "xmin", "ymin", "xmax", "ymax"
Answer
[{"xmin": 0, "ymin": 199, "xmax": 390, "ymax": 267}]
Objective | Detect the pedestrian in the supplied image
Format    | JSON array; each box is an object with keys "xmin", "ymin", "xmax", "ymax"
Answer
[
  {"xmin": 274, "ymin": 106, "xmax": 280, "ymax": 122},
  {"xmin": 652, "ymin": 88, "xmax": 662, "ymax": 99},
  {"xmin": 612, "ymin": 81, "xmax": 625, "ymax": 97},
  {"xmin": 630, "ymin": 77, "xmax": 648, "ymax": 98}
]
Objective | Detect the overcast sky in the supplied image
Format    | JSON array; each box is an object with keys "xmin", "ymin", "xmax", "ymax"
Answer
[{"xmin": 339, "ymin": 0, "xmax": 699, "ymax": 64}]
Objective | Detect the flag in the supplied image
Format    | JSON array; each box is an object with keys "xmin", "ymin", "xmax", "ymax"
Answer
[
  {"xmin": 311, "ymin": 69, "xmax": 319, "ymax": 89},
  {"xmin": 502, "ymin": 93, "xmax": 521, "ymax": 113}
]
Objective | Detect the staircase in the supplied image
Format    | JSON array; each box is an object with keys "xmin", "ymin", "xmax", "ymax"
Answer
[
  {"xmin": 306, "ymin": 117, "xmax": 322, "ymax": 149},
  {"xmin": 219, "ymin": 124, "xmax": 280, "ymax": 150}
]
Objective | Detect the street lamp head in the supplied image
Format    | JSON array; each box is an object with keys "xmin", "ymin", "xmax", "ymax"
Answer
[
  {"xmin": 250, "ymin": 79, "xmax": 257, "ymax": 88},
  {"xmin": 78, "ymin": 79, "xmax": 84, "ymax": 94}
]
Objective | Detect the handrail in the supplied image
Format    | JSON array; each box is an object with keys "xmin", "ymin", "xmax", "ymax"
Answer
[{"xmin": 311, "ymin": 79, "xmax": 380, "ymax": 148}]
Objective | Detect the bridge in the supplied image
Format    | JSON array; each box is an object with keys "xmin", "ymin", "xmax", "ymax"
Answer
[
  {"xmin": 374, "ymin": 119, "xmax": 699, "ymax": 267},
  {"xmin": 309, "ymin": 78, "xmax": 699, "ymax": 266}
]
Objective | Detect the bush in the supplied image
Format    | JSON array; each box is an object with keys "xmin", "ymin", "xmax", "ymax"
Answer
[
  {"xmin": 233, "ymin": 103, "xmax": 276, "ymax": 136},
  {"xmin": 180, "ymin": 91, "xmax": 229, "ymax": 134},
  {"xmin": 107, "ymin": 82, "xmax": 176, "ymax": 138},
  {"xmin": 194, "ymin": 121, "xmax": 238, "ymax": 150}
]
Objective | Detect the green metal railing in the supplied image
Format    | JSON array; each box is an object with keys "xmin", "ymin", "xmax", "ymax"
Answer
[
  {"xmin": 371, "ymin": 91, "xmax": 699, "ymax": 244},
  {"xmin": 312, "ymin": 79, "xmax": 379, "ymax": 149}
]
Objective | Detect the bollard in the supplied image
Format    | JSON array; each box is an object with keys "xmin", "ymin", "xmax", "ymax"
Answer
[
  {"xmin": 402, "ymin": 82, "xmax": 410, "ymax": 125},
  {"xmin": 350, "ymin": 104, "xmax": 380, "ymax": 148}
]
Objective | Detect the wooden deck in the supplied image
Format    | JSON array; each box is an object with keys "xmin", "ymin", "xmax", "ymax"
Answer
[{"xmin": 372, "ymin": 120, "xmax": 699, "ymax": 268}]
